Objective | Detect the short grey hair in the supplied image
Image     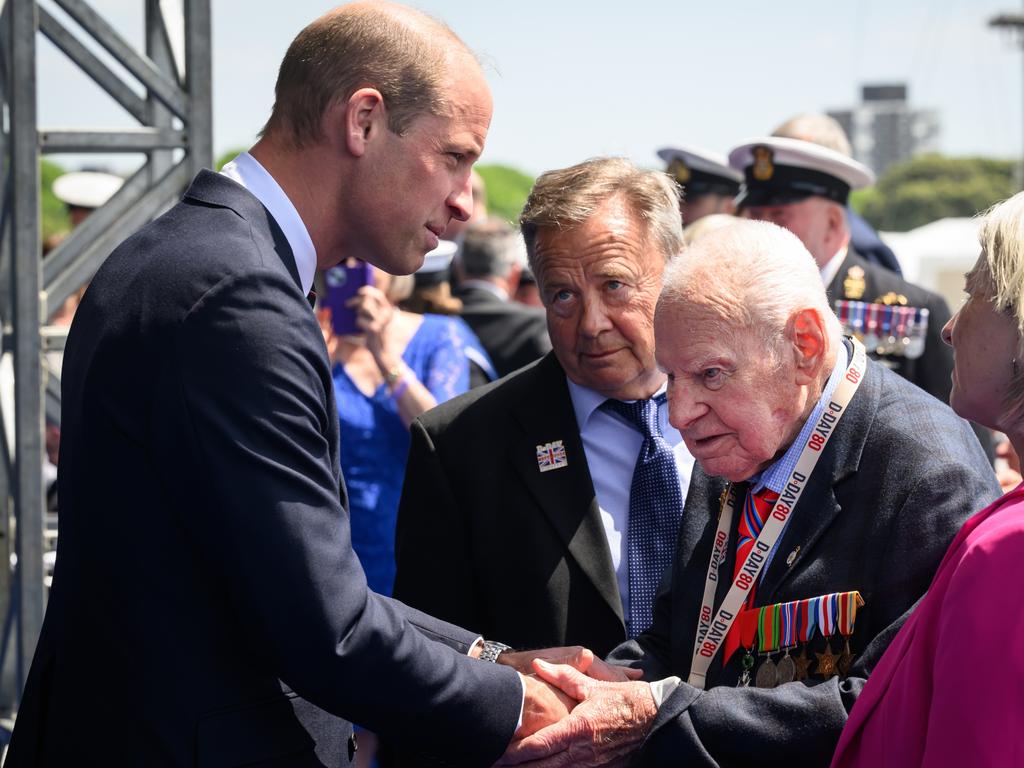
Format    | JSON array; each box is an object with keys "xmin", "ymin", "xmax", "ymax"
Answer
[
  {"xmin": 660, "ymin": 220, "xmax": 842, "ymax": 362},
  {"xmin": 519, "ymin": 157, "xmax": 683, "ymax": 275},
  {"xmin": 457, "ymin": 219, "xmax": 520, "ymax": 279}
]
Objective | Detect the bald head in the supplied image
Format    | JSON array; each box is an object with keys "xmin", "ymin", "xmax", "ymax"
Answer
[
  {"xmin": 660, "ymin": 220, "xmax": 841, "ymax": 354},
  {"xmin": 772, "ymin": 113, "xmax": 853, "ymax": 157},
  {"xmin": 263, "ymin": 1, "xmax": 479, "ymax": 147}
]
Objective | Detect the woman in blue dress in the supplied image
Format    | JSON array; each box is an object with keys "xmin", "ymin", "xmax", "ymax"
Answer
[{"xmin": 318, "ymin": 261, "xmax": 493, "ymax": 598}]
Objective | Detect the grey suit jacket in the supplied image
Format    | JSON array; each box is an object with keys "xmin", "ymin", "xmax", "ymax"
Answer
[
  {"xmin": 609, "ymin": 355, "xmax": 999, "ymax": 767},
  {"xmin": 395, "ymin": 352, "xmax": 627, "ymax": 658}
]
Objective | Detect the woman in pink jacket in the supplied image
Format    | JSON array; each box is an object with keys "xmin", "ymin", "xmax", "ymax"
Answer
[{"xmin": 831, "ymin": 193, "xmax": 1024, "ymax": 767}]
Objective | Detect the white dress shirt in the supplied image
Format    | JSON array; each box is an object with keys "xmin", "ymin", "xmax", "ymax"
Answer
[
  {"xmin": 819, "ymin": 245, "xmax": 848, "ymax": 288},
  {"xmin": 566, "ymin": 377, "xmax": 695, "ymax": 626},
  {"xmin": 220, "ymin": 152, "xmax": 317, "ymax": 296}
]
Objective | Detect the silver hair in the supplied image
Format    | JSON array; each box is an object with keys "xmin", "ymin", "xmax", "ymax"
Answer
[
  {"xmin": 660, "ymin": 219, "xmax": 842, "ymax": 361},
  {"xmin": 974, "ymin": 191, "xmax": 1024, "ymax": 422}
]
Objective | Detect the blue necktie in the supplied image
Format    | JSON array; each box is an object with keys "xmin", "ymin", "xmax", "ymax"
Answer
[{"xmin": 603, "ymin": 394, "xmax": 684, "ymax": 637}]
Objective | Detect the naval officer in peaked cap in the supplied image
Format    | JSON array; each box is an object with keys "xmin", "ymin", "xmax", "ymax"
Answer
[
  {"xmin": 728, "ymin": 136, "xmax": 958, "ymax": 409},
  {"xmin": 658, "ymin": 145, "xmax": 742, "ymax": 228}
]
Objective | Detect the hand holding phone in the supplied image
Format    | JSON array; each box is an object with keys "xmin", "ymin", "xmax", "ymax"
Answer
[{"xmin": 324, "ymin": 259, "xmax": 374, "ymax": 336}]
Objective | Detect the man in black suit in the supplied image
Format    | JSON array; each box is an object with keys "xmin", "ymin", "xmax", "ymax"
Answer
[
  {"xmin": 7, "ymin": 4, "xmax": 571, "ymax": 766},
  {"xmin": 454, "ymin": 218, "xmax": 551, "ymax": 379},
  {"xmin": 395, "ymin": 158, "xmax": 695, "ymax": 660},
  {"xmin": 499, "ymin": 221, "xmax": 999, "ymax": 767}
]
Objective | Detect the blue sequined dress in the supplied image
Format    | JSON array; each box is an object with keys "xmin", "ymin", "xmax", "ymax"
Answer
[{"xmin": 333, "ymin": 314, "xmax": 490, "ymax": 595}]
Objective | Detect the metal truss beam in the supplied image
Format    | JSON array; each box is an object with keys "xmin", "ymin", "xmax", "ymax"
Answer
[{"xmin": 0, "ymin": 0, "xmax": 211, "ymax": 714}]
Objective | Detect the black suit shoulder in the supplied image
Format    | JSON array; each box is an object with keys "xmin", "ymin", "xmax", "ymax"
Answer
[
  {"xmin": 455, "ymin": 285, "xmax": 551, "ymax": 377},
  {"xmin": 417, "ymin": 352, "xmax": 560, "ymax": 435}
]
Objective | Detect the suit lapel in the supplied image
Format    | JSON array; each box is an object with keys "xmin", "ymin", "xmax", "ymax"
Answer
[{"xmin": 508, "ymin": 355, "xmax": 624, "ymax": 624}]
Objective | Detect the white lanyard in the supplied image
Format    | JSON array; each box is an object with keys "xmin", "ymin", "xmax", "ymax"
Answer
[{"xmin": 687, "ymin": 339, "xmax": 867, "ymax": 690}]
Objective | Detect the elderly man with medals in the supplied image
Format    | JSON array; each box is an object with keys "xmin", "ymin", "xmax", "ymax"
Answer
[{"xmin": 498, "ymin": 220, "xmax": 999, "ymax": 768}]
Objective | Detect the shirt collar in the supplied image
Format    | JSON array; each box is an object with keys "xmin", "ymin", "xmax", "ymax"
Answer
[
  {"xmin": 566, "ymin": 375, "xmax": 668, "ymax": 429},
  {"xmin": 220, "ymin": 152, "xmax": 317, "ymax": 295},
  {"xmin": 459, "ymin": 279, "xmax": 509, "ymax": 302},
  {"xmin": 749, "ymin": 340, "xmax": 850, "ymax": 494},
  {"xmin": 819, "ymin": 245, "xmax": 848, "ymax": 287}
]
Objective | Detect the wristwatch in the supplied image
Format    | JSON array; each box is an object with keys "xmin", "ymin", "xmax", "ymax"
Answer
[{"xmin": 479, "ymin": 640, "xmax": 512, "ymax": 663}]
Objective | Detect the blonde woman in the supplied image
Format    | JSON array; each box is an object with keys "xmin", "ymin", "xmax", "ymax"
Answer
[{"xmin": 832, "ymin": 192, "xmax": 1024, "ymax": 767}]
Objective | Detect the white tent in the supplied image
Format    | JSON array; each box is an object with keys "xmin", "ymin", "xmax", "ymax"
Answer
[{"xmin": 880, "ymin": 217, "xmax": 980, "ymax": 312}]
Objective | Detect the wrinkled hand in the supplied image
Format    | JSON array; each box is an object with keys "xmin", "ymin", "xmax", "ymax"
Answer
[
  {"xmin": 499, "ymin": 646, "xmax": 643, "ymax": 683},
  {"xmin": 516, "ymin": 672, "xmax": 575, "ymax": 739},
  {"xmin": 497, "ymin": 660, "xmax": 658, "ymax": 767}
]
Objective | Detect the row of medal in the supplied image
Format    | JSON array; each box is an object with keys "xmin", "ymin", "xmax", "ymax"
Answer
[
  {"xmin": 834, "ymin": 300, "xmax": 928, "ymax": 360},
  {"xmin": 737, "ymin": 591, "xmax": 865, "ymax": 689}
]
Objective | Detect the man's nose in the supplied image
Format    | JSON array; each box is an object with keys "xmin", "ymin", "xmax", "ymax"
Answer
[
  {"xmin": 448, "ymin": 173, "xmax": 474, "ymax": 224},
  {"xmin": 578, "ymin": 296, "xmax": 613, "ymax": 338},
  {"xmin": 666, "ymin": 380, "xmax": 706, "ymax": 431}
]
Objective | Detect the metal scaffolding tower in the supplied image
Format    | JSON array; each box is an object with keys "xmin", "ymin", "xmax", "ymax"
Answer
[{"xmin": 0, "ymin": 0, "xmax": 211, "ymax": 715}]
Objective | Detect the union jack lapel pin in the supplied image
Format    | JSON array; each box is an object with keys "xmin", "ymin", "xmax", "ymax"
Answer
[{"xmin": 536, "ymin": 440, "xmax": 568, "ymax": 473}]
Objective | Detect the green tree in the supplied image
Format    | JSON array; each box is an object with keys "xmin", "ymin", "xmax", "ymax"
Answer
[
  {"xmin": 41, "ymin": 158, "xmax": 69, "ymax": 241},
  {"xmin": 855, "ymin": 154, "xmax": 1016, "ymax": 232},
  {"xmin": 216, "ymin": 148, "xmax": 248, "ymax": 171},
  {"xmin": 476, "ymin": 164, "xmax": 534, "ymax": 224}
]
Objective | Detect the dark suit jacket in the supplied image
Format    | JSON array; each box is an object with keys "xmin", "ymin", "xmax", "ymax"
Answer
[
  {"xmin": 455, "ymin": 284, "xmax": 551, "ymax": 378},
  {"xmin": 6, "ymin": 171, "xmax": 521, "ymax": 767},
  {"xmin": 394, "ymin": 353, "xmax": 627, "ymax": 659},
  {"xmin": 847, "ymin": 210, "xmax": 902, "ymax": 276},
  {"xmin": 826, "ymin": 249, "xmax": 952, "ymax": 404},
  {"xmin": 608, "ymin": 356, "xmax": 1000, "ymax": 767}
]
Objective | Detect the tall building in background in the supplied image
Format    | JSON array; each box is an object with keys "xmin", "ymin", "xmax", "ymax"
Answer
[{"xmin": 829, "ymin": 84, "xmax": 940, "ymax": 178}]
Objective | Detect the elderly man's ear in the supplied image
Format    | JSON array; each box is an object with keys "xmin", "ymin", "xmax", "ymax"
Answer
[{"xmin": 787, "ymin": 308, "xmax": 829, "ymax": 386}]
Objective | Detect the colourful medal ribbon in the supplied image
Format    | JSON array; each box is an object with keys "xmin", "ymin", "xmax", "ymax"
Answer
[
  {"xmin": 866, "ymin": 304, "xmax": 879, "ymax": 336},
  {"xmin": 850, "ymin": 301, "xmax": 864, "ymax": 339},
  {"xmin": 835, "ymin": 301, "xmax": 848, "ymax": 329},
  {"xmin": 797, "ymin": 596, "xmax": 819, "ymax": 643},
  {"xmin": 895, "ymin": 306, "xmax": 910, "ymax": 339},
  {"xmin": 757, "ymin": 604, "xmax": 781, "ymax": 654},
  {"xmin": 818, "ymin": 592, "xmax": 839, "ymax": 638},
  {"xmin": 781, "ymin": 599, "xmax": 797, "ymax": 648},
  {"xmin": 838, "ymin": 591, "xmax": 865, "ymax": 637},
  {"xmin": 882, "ymin": 305, "xmax": 893, "ymax": 338}
]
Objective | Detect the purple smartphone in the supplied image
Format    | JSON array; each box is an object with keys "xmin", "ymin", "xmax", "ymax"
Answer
[{"xmin": 324, "ymin": 260, "xmax": 374, "ymax": 335}]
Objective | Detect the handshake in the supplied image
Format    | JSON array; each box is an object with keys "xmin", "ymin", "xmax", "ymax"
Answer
[{"xmin": 490, "ymin": 646, "xmax": 660, "ymax": 768}]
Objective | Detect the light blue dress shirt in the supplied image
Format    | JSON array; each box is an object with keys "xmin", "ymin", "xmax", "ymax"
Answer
[{"xmin": 566, "ymin": 378, "xmax": 696, "ymax": 625}]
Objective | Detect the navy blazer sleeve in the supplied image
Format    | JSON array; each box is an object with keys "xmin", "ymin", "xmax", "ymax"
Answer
[{"xmin": 165, "ymin": 267, "xmax": 520, "ymax": 764}]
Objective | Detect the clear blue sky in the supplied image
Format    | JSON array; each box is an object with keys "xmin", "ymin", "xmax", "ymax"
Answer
[{"xmin": 36, "ymin": 0, "xmax": 1024, "ymax": 176}]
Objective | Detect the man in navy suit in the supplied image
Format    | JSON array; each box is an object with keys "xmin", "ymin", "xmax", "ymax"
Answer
[{"xmin": 6, "ymin": 4, "xmax": 573, "ymax": 766}]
